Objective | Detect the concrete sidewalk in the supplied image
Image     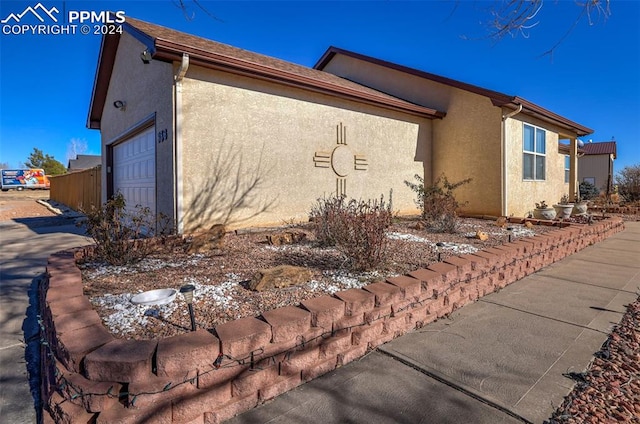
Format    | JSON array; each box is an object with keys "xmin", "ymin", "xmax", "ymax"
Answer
[
  {"xmin": 228, "ymin": 222, "xmax": 640, "ymax": 424},
  {"xmin": 0, "ymin": 217, "xmax": 91, "ymax": 424}
]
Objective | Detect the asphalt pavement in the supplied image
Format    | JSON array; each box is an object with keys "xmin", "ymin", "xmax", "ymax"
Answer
[{"xmin": 228, "ymin": 222, "xmax": 640, "ymax": 424}]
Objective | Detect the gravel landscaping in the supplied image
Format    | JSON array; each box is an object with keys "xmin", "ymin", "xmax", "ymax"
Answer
[
  {"xmin": 78, "ymin": 217, "xmax": 553, "ymax": 340},
  {"xmin": 546, "ymin": 296, "xmax": 640, "ymax": 424}
]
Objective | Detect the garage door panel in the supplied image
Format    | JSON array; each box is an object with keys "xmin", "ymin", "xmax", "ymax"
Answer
[{"xmin": 113, "ymin": 127, "xmax": 156, "ymax": 216}]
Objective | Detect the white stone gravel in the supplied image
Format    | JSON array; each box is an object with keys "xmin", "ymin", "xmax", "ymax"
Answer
[
  {"xmin": 388, "ymin": 231, "xmax": 479, "ymax": 254},
  {"xmin": 91, "ymin": 292, "xmax": 181, "ymax": 336}
]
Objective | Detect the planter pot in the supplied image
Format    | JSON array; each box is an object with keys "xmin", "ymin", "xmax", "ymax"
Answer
[
  {"xmin": 553, "ymin": 204, "xmax": 574, "ymax": 220},
  {"xmin": 533, "ymin": 207, "xmax": 557, "ymax": 220},
  {"xmin": 572, "ymin": 201, "xmax": 589, "ymax": 216}
]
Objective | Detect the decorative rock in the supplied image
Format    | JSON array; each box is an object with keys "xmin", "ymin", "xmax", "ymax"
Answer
[
  {"xmin": 475, "ymin": 231, "xmax": 489, "ymax": 241},
  {"xmin": 525, "ymin": 221, "xmax": 534, "ymax": 228},
  {"xmin": 495, "ymin": 217, "xmax": 507, "ymax": 228},
  {"xmin": 249, "ymin": 265, "xmax": 313, "ymax": 291},
  {"xmin": 266, "ymin": 231, "xmax": 307, "ymax": 246},
  {"xmin": 186, "ymin": 224, "xmax": 226, "ymax": 253}
]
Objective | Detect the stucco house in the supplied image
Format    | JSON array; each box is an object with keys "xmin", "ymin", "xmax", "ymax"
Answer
[
  {"xmin": 578, "ymin": 141, "xmax": 617, "ymax": 194},
  {"xmin": 88, "ymin": 17, "xmax": 592, "ymax": 233}
]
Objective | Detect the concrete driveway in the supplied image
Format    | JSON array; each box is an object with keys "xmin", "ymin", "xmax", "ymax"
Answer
[{"xmin": 0, "ymin": 215, "xmax": 91, "ymax": 423}]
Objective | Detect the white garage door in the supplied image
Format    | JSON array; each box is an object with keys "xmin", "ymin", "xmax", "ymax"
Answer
[{"xmin": 113, "ymin": 127, "xmax": 156, "ymax": 216}]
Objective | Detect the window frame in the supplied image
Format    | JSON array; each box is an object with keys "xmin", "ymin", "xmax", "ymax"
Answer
[
  {"xmin": 564, "ymin": 155, "xmax": 570, "ymax": 184},
  {"xmin": 523, "ymin": 123, "xmax": 546, "ymax": 181}
]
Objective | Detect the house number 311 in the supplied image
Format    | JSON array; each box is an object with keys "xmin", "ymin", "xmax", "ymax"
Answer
[{"xmin": 157, "ymin": 129, "xmax": 168, "ymax": 143}]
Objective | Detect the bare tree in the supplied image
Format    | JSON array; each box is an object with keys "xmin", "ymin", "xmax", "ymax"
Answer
[
  {"xmin": 488, "ymin": 0, "xmax": 611, "ymax": 54},
  {"xmin": 455, "ymin": 1, "xmax": 611, "ymax": 57},
  {"xmin": 65, "ymin": 138, "xmax": 88, "ymax": 163}
]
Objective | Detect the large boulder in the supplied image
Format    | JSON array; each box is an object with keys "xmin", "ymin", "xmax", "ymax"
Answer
[
  {"xmin": 186, "ymin": 224, "xmax": 226, "ymax": 254},
  {"xmin": 249, "ymin": 265, "xmax": 313, "ymax": 291}
]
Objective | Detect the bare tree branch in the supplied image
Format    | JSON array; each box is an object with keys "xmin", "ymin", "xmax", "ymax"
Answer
[
  {"xmin": 173, "ymin": 0, "xmax": 224, "ymax": 22},
  {"xmin": 477, "ymin": 0, "xmax": 611, "ymax": 57}
]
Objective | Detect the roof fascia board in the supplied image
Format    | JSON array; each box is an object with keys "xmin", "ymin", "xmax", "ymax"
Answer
[
  {"xmin": 512, "ymin": 97, "xmax": 593, "ymax": 136},
  {"xmin": 87, "ymin": 33, "xmax": 120, "ymax": 129},
  {"xmin": 317, "ymin": 47, "xmax": 592, "ymax": 136},
  {"xmin": 153, "ymin": 41, "xmax": 444, "ymax": 119},
  {"xmin": 315, "ymin": 47, "xmax": 514, "ymax": 104},
  {"xmin": 122, "ymin": 21, "xmax": 157, "ymax": 53}
]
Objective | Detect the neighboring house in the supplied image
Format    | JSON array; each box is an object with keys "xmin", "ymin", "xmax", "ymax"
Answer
[
  {"xmin": 88, "ymin": 18, "xmax": 592, "ymax": 232},
  {"xmin": 577, "ymin": 141, "xmax": 617, "ymax": 194},
  {"xmin": 67, "ymin": 154, "xmax": 102, "ymax": 172}
]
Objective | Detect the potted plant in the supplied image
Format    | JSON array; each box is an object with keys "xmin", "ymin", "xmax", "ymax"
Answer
[
  {"xmin": 572, "ymin": 192, "xmax": 589, "ymax": 216},
  {"xmin": 533, "ymin": 200, "xmax": 556, "ymax": 220},
  {"xmin": 553, "ymin": 194, "xmax": 574, "ymax": 219}
]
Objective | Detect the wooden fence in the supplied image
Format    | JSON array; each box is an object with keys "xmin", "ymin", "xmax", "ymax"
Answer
[{"xmin": 49, "ymin": 166, "xmax": 101, "ymax": 212}]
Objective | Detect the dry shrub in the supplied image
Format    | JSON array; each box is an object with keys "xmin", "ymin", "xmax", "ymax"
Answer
[
  {"xmin": 309, "ymin": 193, "xmax": 393, "ymax": 271},
  {"xmin": 405, "ymin": 173, "xmax": 471, "ymax": 233},
  {"xmin": 81, "ymin": 193, "xmax": 171, "ymax": 265}
]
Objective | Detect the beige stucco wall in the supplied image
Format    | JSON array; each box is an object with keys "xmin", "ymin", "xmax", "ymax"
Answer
[
  {"xmin": 431, "ymin": 91, "xmax": 502, "ymax": 216},
  {"xmin": 505, "ymin": 115, "xmax": 573, "ymax": 217},
  {"xmin": 322, "ymin": 55, "xmax": 503, "ymax": 216},
  {"xmin": 179, "ymin": 65, "xmax": 432, "ymax": 231},
  {"xmin": 99, "ymin": 32, "xmax": 174, "ymax": 222}
]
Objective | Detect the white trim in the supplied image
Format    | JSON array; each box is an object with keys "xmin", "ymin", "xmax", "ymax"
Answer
[
  {"xmin": 174, "ymin": 53, "xmax": 189, "ymax": 234},
  {"xmin": 523, "ymin": 123, "xmax": 546, "ymax": 181},
  {"xmin": 501, "ymin": 104, "xmax": 523, "ymax": 216},
  {"xmin": 104, "ymin": 113, "xmax": 156, "ymax": 147}
]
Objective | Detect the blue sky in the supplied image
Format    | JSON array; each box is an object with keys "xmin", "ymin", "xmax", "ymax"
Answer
[{"xmin": 1, "ymin": 1, "xmax": 638, "ymax": 172}]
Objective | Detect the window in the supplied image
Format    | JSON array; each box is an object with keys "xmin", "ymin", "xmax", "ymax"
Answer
[
  {"xmin": 564, "ymin": 155, "xmax": 570, "ymax": 184},
  {"xmin": 523, "ymin": 124, "xmax": 546, "ymax": 180}
]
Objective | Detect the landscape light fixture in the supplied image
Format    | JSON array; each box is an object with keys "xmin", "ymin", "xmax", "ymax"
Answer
[
  {"xmin": 179, "ymin": 284, "xmax": 197, "ymax": 332},
  {"xmin": 113, "ymin": 100, "xmax": 126, "ymax": 111},
  {"xmin": 140, "ymin": 49, "xmax": 152, "ymax": 64},
  {"xmin": 507, "ymin": 227, "xmax": 513, "ymax": 243},
  {"xmin": 436, "ymin": 242, "xmax": 444, "ymax": 262}
]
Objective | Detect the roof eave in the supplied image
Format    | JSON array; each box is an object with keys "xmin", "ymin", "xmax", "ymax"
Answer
[
  {"xmin": 497, "ymin": 98, "xmax": 593, "ymax": 137},
  {"xmin": 317, "ymin": 47, "xmax": 592, "ymax": 136},
  {"xmin": 86, "ymin": 22, "xmax": 157, "ymax": 130},
  {"xmin": 315, "ymin": 46, "xmax": 514, "ymax": 105},
  {"xmin": 86, "ymin": 34, "xmax": 121, "ymax": 130}
]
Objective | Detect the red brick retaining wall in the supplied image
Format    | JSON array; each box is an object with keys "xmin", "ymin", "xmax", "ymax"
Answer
[{"xmin": 40, "ymin": 217, "xmax": 624, "ymax": 423}]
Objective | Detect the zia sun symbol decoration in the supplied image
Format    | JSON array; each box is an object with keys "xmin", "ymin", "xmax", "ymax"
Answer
[{"xmin": 313, "ymin": 122, "xmax": 368, "ymax": 196}]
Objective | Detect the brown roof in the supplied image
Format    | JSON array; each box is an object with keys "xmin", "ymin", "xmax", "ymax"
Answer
[
  {"xmin": 315, "ymin": 47, "xmax": 593, "ymax": 137},
  {"xmin": 87, "ymin": 18, "xmax": 444, "ymax": 129},
  {"xmin": 581, "ymin": 141, "xmax": 617, "ymax": 158}
]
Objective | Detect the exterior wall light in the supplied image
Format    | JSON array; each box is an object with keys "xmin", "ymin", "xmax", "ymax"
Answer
[
  {"xmin": 179, "ymin": 284, "xmax": 197, "ymax": 332},
  {"xmin": 113, "ymin": 100, "xmax": 126, "ymax": 111},
  {"xmin": 140, "ymin": 50, "xmax": 152, "ymax": 64},
  {"xmin": 436, "ymin": 242, "xmax": 444, "ymax": 262}
]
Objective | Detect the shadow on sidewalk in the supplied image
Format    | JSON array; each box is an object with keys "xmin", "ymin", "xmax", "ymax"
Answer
[{"xmin": 23, "ymin": 274, "xmax": 45, "ymax": 424}]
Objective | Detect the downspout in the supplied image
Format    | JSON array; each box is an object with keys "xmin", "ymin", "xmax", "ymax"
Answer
[
  {"xmin": 174, "ymin": 53, "xmax": 189, "ymax": 234},
  {"xmin": 501, "ymin": 104, "xmax": 523, "ymax": 216}
]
